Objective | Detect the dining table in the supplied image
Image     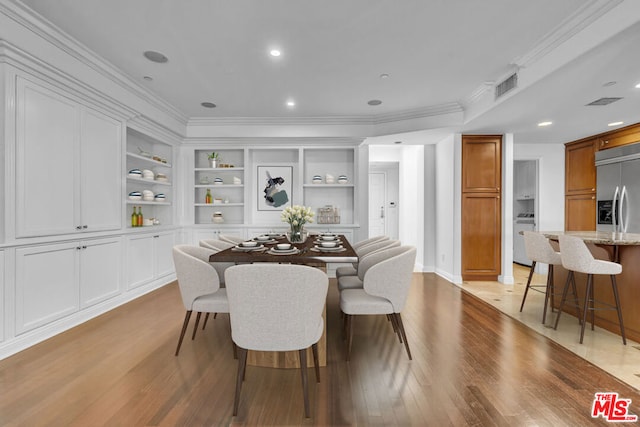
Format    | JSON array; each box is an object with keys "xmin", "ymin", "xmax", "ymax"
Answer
[{"xmin": 209, "ymin": 233, "xmax": 358, "ymax": 369}]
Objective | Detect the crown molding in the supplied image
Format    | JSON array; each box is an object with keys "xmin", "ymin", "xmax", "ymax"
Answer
[
  {"xmin": 512, "ymin": 0, "xmax": 623, "ymax": 68},
  {"xmin": 182, "ymin": 136, "xmax": 365, "ymax": 147},
  {"xmin": 0, "ymin": 0, "xmax": 188, "ymax": 125},
  {"xmin": 128, "ymin": 115, "xmax": 184, "ymax": 146},
  {"xmin": 372, "ymin": 103, "xmax": 463, "ymax": 124}
]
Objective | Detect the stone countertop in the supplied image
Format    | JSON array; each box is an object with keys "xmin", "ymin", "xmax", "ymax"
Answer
[{"xmin": 538, "ymin": 231, "xmax": 640, "ymax": 245}]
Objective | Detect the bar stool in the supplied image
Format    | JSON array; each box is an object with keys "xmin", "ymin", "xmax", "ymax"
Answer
[
  {"xmin": 554, "ymin": 235, "xmax": 626, "ymax": 345},
  {"xmin": 519, "ymin": 231, "xmax": 563, "ymax": 324}
]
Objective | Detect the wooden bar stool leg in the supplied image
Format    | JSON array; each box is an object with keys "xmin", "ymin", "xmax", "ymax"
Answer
[
  {"xmin": 610, "ymin": 275, "xmax": 627, "ymax": 345},
  {"xmin": 520, "ymin": 261, "xmax": 537, "ymax": 312},
  {"xmin": 554, "ymin": 271, "xmax": 573, "ymax": 330},
  {"xmin": 579, "ymin": 274, "xmax": 593, "ymax": 344}
]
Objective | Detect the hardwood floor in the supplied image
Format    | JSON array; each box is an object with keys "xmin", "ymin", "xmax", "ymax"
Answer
[{"xmin": 1, "ymin": 273, "xmax": 639, "ymax": 426}]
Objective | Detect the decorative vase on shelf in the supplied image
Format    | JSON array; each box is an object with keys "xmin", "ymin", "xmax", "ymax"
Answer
[
  {"xmin": 209, "ymin": 158, "xmax": 218, "ymax": 168},
  {"xmin": 286, "ymin": 226, "xmax": 308, "ymax": 243}
]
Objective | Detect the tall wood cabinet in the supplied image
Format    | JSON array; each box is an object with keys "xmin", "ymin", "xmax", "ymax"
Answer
[
  {"xmin": 564, "ymin": 138, "xmax": 597, "ymax": 231},
  {"xmin": 461, "ymin": 135, "xmax": 502, "ymax": 281}
]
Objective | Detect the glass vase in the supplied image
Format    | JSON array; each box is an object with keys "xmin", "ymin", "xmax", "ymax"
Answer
[{"xmin": 286, "ymin": 227, "xmax": 308, "ymax": 243}]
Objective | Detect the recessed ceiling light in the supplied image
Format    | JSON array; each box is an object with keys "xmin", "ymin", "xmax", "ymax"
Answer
[
  {"xmin": 143, "ymin": 76, "xmax": 153, "ymax": 81},
  {"xmin": 286, "ymin": 100, "xmax": 295, "ymax": 107},
  {"xmin": 201, "ymin": 102, "xmax": 217, "ymax": 108},
  {"xmin": 538, "ymin": 121, "xmax": 553, "ymax": 127},
  {"xmin": 270, "ymin": 49, "xmax": 281, "ymax": 57},
  {"xmin": 635, "ymin": 82, "xmax": 640, "ymax": 89},
  {"xmin": 368, "ymin": 99, "xmax": 382, "ymax": 106},
  {"xmin": 603, "ymin": 81, "xmax": 617, "ymax": 87},
  {"xmin": 143, "ymin": 51, "xmax": 168, "ymax": 63},
  {"xmin": 380, "ymin": 73, "xmax": 390, "ymax": 79},
  {"xmin": 608, "ymin": 121, "xmax": 624, "ymax": 127}
]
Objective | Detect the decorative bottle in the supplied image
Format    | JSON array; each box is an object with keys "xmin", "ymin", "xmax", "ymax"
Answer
[
  {"xmin": 137, "ymin": 207, "xmax": 143, "ymax": 227},
  {"xmin": 205, "ymin": 189, "xmax": 212, "ymax": 204},
  {"xmin": 131, "ymin": 207, "xmax": 137, "ymax": 227}
]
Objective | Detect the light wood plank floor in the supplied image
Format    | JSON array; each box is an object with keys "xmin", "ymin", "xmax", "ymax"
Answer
[{"xmin": 1, "ymin": 273, "xmax": 639, "ymax": 426}]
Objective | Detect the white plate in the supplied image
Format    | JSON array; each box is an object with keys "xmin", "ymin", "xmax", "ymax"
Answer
[
  {"xmin": 253, "ymin": 238, "xmax": 277, "ymax": 244},
  {"xmin": 313, "ymin": 245, "xmax": 344, "ymax": 252},
  {"xmin": 268, "ymin": 248, "xmax": 300, "ymax": 255},
  {"xmin": 314, "ymin": 239, "xmax": 342, "ymax": 245},
  {"xmin": 233, "ymin": 244, "xmax": 265, "ymax": 252}
]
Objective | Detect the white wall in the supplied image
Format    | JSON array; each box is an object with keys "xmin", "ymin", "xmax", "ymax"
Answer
[
  {"xmin": 423, "ymin": 145, "xmax": 436, "ymax": 271},
  {"xmin": 434, "ymin": 135, "xmax": 458, "ymax": 283}
]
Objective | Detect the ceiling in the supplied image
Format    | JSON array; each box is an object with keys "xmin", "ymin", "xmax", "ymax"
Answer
[{"xmin": 16, "ymin": 0, "xmax": 640, "ymax": 144}]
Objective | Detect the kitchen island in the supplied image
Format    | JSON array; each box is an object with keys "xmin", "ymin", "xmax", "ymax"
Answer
[{"xmin": 540, "ymin": 231, "xmax": 640, "ymax": 343}]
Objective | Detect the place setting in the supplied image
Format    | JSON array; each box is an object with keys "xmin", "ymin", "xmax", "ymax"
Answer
[
  {"xmin": 267, "ymin": 243, "xmax": 300, "ymax": 255},
  {"xmin": 311, "ymin": 239, "xmax": 346, "ymax": 253},
  {"xmin": 252, "ymin": 235, "xmax": 280, "ymax": 245},
  {"xmin": 231, "ymin": 241, "xmax": 267, "ymax": 252}
]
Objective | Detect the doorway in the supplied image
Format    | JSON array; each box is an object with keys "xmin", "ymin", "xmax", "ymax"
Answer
[{"xmin": 369, "ymin": 162, "xmax": 399, "ymax": 239}]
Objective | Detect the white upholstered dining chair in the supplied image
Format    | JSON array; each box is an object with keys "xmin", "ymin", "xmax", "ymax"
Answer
[
  {"xmin": 337, "ymin": 239, "xmax": 401, "ymax": 290},
  {"xmin": 335, "ymin": 236, "xmax": 392, "ymax": 279},
  {"xmin": 218, "ymin": 234, "xmax": 245, "ymax": 245},
  {"xmin": 225, "ymin": 264, "xmax": 329, "ymax": 418},
  {"xmin": 172, "ymin": 245, "xmax": 229, "ymax": 356},
  {"xmin": 340, "ymin": 246, "xmax": 416, "ymax": 361}
]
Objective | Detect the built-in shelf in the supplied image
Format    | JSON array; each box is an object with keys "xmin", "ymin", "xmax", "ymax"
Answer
[
  {"xmin": 126, "ymin": 151, "xmax": 172, "ymax": 168},
  {"xmin": 126, "ymin": 200, "xmax": 171, "ymax": 206},
  {"xmin": 195, "ymin": 203, "xmax": 244, "ymax": 207},
  {"xmin": 194, "ymin": 167, "xmax": 244, "ymax": 172},
  {"xmin": 303, "ymin": 184, "xmax": 355, "ymax": 188},
  {"xmin": 195, "ymin": 184, "xmax": 244, "ymax": 188},
  {"xmin": 127, "ymin": 176, "xmax": 172, "ymax": 186}
]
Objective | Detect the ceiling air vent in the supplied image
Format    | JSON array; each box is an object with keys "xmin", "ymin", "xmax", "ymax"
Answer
[
  {"xmin": 586, "ymin": 97, "xmax": 623, "ymax": 106},
  {"xmin": 495, "ymin": 73, "xmax": 518, "ymax": 99}
]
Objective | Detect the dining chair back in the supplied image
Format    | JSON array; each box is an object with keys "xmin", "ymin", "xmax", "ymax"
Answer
[
  {"xmin": 351, "ymin": 235, "xmax": 389, "ymax": 251},
  {"xmin": 337, "ymin": 240, "xmax": 401, "ymax": 289},
  {"xmin": 218, "ymin": 234, "xmax": 245, "ymax": 245},
  {"xmin": 336, "ymin": 238, "xmax": 399, "ymax": 281},
  {"xmin": 225, "ymin": 264, "xmax": 329, "ymax": 417}
]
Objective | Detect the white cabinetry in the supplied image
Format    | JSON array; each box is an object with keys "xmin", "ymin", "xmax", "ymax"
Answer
[
  {"xmin": 15, "ymin": 76, "xmax": 122, "ymax": 238},
  {"xmin": 126, "ymin": 231, "xmax": 175, "ymax": 290},
  {"xmin": 514, "ymin": 160, "xmax": 536, "ymax": 200},
  {"xmin": 15, "ymin": 237, "xmax": 122, "ymax": 334}
]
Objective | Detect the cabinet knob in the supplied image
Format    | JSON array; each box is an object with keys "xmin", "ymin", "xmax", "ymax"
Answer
[
  {"xmin": 76, "ymin": 246, "xmax": 82, "ymax": 250},
  {"xmin": 592, "ymin": 196, "xmax": 595, "ymax": 199},
  {"xmin": 76, "ymin": 225, "xmax": 82, "ymax": 230},
  {"xmin": 603, "ymin": 140, "xmax": 609, "ymax": 145},
  {"xmin": 83, "ymin": 225, "xmax": 88, "ymax": 229},
  {"xmin": 82, "ymin": 245, "xmax": 87, "ymax": 249}
]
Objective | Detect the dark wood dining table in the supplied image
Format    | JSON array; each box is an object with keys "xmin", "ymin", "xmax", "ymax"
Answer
[
  {"xmin": 208, "ymin": 233, "xmax": 358, "ymax": 265},
  {"xmin": 209, "ymin": 234, "xmax": 358, "ymax": 369}
]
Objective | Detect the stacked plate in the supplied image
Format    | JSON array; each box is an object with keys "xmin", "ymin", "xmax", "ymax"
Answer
[
  {"xmin": 155, "ymin": 173, "xmax": 168, "ymax": 182},
  {"xmin": 214, "ymin": 177, "xmax": 224, "ymax": 185},
  {"xmin": 154, "ymin": 193, "xmax": 166, "ymax": 202},
  {"xmin": 142, "ymin": 189, "xmax": 154, "ymax": 201},
  {"xmin": 128, "ymin": 191, "xmax": 142, "ymax": 201},
  {"xmin": 338, "ymin": 175, "xmax": 348, "ymax": 184},
  {"xmin": 142, "ymin": 169, "xmax": 154, "ymax": 180},
  {"xmin": 128, "ymin": 169, "xmax": 142, "ymax": 178},
  {"xmin": 312, "ymin": 175, "xmax": 322, "ymax": 184}
]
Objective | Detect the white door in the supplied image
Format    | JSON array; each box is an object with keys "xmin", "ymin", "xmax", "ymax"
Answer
[{"xmin": 369, "ymin": 172, "xmax": 386, "ymax": 237}]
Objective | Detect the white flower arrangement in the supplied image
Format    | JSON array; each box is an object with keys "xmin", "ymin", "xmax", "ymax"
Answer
[{"xmin": 281, "ymin": 205, "xmax": 314, "ymax": 230}]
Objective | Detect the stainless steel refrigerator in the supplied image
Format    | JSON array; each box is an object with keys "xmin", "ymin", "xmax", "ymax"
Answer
[{"xmin": 596, "ymin": 142, "xmax": 640, "ymax": 233}]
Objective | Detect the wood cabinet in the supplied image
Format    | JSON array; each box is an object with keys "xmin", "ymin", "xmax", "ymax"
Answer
[
  {"xmin": 598, "ymin": 124, "xmax": 640, "ymax": 151},
  {"xmin": 564, "ymin": 138, "xmax": 597, "ymax": 230},
  {"xmin": 15, "ymin": 237, "xmax": 122, "ymax": 334},
  {"xmin": 461, "ymin": 135, "xmax": 502, "ymax": 281},
  {"xmin": 15, "ymin": 76, "xmax": 122, "ymax": 238}
]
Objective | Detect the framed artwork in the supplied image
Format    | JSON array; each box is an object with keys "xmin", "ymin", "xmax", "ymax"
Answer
[{"xmin": 257, "ymin": 165, "xmax": 292, "ymax": 211}]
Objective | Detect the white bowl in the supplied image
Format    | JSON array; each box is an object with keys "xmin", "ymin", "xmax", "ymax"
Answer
[
  {"xmin": 320, "ymin": 241, "xmax": 338, "ymax": 248},
  {"xmin": 276, "ymin": 243, "xmax": 292, "ymax": 250},
  {"xmin": 255, "ymin": 235, "xmax": 271, "ymax": 241},
  {"xmin": 321, "ymin": 235, "xmax": 337, "ymax": 241},
  {"xmin": 240, "ymin": 241, "xmax": 258, "ymax": 247},
  {"xmin": 128, "ymin": 195, "xmax": 141, "ymax": 201}
]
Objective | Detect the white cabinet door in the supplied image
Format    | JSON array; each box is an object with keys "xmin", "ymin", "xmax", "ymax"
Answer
[
  {"xmin": 16, "ymin": 77, "xmax": 79, "ymax": 237},
  {"xmin": 154, "ymin": 232, "xmax": 175, "ymax": 279},
  {"xmin": 126, "ymin": 234, "xmax": 155, "ymax": 289},
  {"xmin": 80, "ymin": 108, "xmax": 122, "ymax": 232},
  {"xmin": 15, "ymin": 242, "xmax": 79, "ymax": 334},
  {"xmin": 0, "ymin": 251, "xmax": 4, "ymax": 342},
  {"xmin": 80, "ymin": 237, "xmax": 122, "ymax": 308}
]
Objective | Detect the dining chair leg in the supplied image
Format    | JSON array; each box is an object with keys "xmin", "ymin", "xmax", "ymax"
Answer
[
  {"xmin": 394, "ymin": 313, "xmax": 412, "ymax": 360},
  {"xmin": 311, "ymin": 343, "xmax": 320, "ymax": 383},
  {"xmin": 519, "ymin": 260, "xmax": 537, "ymax": 312},
  {"xmin": 345, "ymin": 314, "xmax": 354, "ymax": 361},
  {"xmin": 554, "ymin": 271, "xmax": 573, "ymax": 330},
  {"xmin": 192, "ymin": 312, "xmax": 202, "ymax": 340},
  {"xmin": 175, "ymin": 310, "xmax": 192, "ymax": 356},
  {"xmin": 389, "ymin": 313, "xmax": 403, "ymax": 343},
  {"xmin": 610, "ymin": 274, "xmax": 627, "ymax": 345},
  {"xmin": 579, "ymin": 274, "xmax": 593, "ymax": 344},
  {"xmin": 542, "ymin": 264, "xmax": 553, "ymax": 324},
  {"xmin": 233, "ymin": 347, "xmax": 248, "ymax": 416},
  {"xmin": 202, "ymin": 313, "xmax": 210, "ymax": 330},
  {"xmin": 299, "ymin": 349, "xmax": 310, "ymax": 418},
  {"xmin": 549, "ymin": 264, "xmax": 556, "ymax": 313},
  {"xmin": 569, "ymin": 272, "xmax": 582, "ymax": 325}
]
